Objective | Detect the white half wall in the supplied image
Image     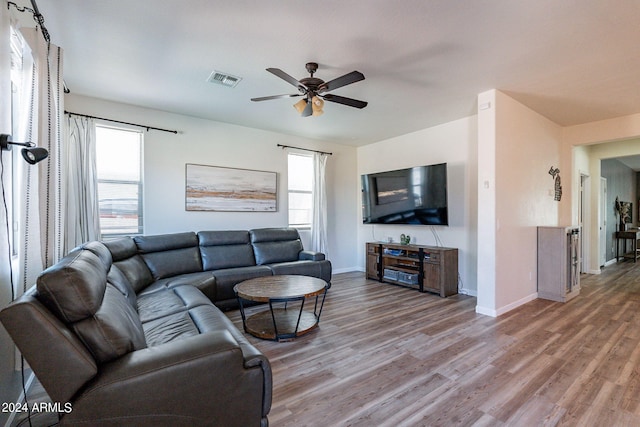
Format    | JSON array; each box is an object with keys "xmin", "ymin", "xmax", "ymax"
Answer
[
  {"xmin": 477, "ymin": 90, "xmax": 564, "ymax": 316},
  {"xmin": 65, "ymin": 94, "xmax": 360, "ymax": 272},
  {"xmin": 356, "ymin": 115, "xmax": 478, "ymax": 296},
  {"xmin": 477, "ymin": 91, "xmax": 497, "ymax": 313}
]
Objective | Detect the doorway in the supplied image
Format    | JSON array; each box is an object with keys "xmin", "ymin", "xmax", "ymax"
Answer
[
  {"xmin": 579, "ymin": 173, "xmax": 590, "ymax": 273},
  {"xmin": 599, "ymin": 177, "xmax": 607, "ymax": 267}
]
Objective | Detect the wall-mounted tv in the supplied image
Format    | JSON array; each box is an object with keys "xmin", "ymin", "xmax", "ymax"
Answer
[{"xmin": 361, "ymin": 163, "xmax": 448, "ymax": 225}]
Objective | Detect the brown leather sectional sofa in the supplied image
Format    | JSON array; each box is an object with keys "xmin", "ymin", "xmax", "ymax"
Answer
[{"xmin": 0, "ymin": 228, "xmax": 331, "ymax": 426}]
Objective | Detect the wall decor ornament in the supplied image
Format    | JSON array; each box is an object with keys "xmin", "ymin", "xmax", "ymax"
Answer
[
  {"xmin": 548, "ymin": 166, "xmax": 562, "ymax": 201},
  {"xmin": 185, "ymin": 163, "xmax": 277, "ymax": 212},
  {"xmin": 615, "ymin": 196, "xmax": 632, "ymax": 231}
]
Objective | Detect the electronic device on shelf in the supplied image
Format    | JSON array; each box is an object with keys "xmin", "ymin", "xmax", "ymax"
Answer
[{"xmin": 383, "ymin": 248, "xmax": 404, "ymax": 256}]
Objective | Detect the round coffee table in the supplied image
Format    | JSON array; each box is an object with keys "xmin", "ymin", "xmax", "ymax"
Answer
[{"xmin": 234, "ymin": 275, "xmax": 328, "ymax": 341}]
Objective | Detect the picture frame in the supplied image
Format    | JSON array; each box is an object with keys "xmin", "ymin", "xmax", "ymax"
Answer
[{"xmin": 185, "ymin": 163, "xmax": 277, "ymax": 212}]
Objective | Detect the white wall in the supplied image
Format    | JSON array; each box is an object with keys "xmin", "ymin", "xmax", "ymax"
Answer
[
  {"xmin": 65, "ymin": 94, "xmax": 360, "ymax": 272},
  {"xmin": 356, "ymin": 115, "xmax": 478, "ymax": 295},
  {"xmin": 477, "ymin": 90, "xmax": 564, "ymax": 316},
  {"xmin": 477, "ymin": 91, "xmax": 497, "ymax": 312}
]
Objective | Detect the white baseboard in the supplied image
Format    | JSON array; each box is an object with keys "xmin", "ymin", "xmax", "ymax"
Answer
[
  {"xmin": 458, "ymin": 288, "xmax": 477, "ymax": 297},
  {"xmin": 584, "ymin": 258, "xmax": 616, "ymax": 275},
  {"xmin": 475, "ymin": 305, "xmax": 497, "ymax": 317},
  {"xmin": 476, "ymin": 292, "xmax": 538, "ymax": 318}
]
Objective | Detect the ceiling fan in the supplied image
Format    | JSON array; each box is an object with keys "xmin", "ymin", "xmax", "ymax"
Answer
[{"xmin": 251, "ymin": 62, "xmax": 368, "ymax": 117}]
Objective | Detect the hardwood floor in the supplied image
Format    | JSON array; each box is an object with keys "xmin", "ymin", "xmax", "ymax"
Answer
[
  {"xmin": 227, "ymin": 263, "xmax": 640, "ymax": 426},
  {"xmin": 11, "ymin": 261, "xmax": 640, "ymax": 426}
]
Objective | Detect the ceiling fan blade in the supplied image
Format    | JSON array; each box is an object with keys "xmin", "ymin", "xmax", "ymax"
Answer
[
  {"xmin": 251, "ymin": 94, "xmax": 302, "ymax": 102},
  {"xmin": 321, "ymin": 94, "xmax": 368, "ymax": 109},
  {"xmin": 266, "ymin": 68, "xmax": 308, "ymax": 91},
  {"xmin": 318, "ymin": 71, "xmax": 365, "ymax": 93}
]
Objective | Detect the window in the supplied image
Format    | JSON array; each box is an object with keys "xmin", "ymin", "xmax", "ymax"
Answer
[
  {"xmin": 288, "ymin": 153, "xmax": 313, "ymax": 228},
  {"xmin": 95, "ymin": 126, "xmax": 144, "ymax": 236}
]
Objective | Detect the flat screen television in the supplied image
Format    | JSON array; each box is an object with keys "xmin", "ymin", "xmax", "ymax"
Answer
[{"xmin": 361, "ymin": 163, "xmax": 448, "ymax": 225}]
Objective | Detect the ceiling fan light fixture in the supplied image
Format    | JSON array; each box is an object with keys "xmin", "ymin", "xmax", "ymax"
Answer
[
  {"xmin": 311, "ymin": 96, "xmax": 324, "ymax": 116},
  {"xmin": 257, "ymin": 62, "xmax": 367, "ymax": 116},
  {"xmin": 293, "ymin": 98, "xmax": 307, "ymax": 114}
]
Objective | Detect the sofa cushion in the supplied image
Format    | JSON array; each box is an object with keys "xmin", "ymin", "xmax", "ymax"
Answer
[
  {"xmin": 139, "ymin": 271, "xmax": 217, "ymax": 302},
  {"xmin": 136, "ymin": 285, "xmax": 212, "ymax": 323},
  {"xmin": 114, "ymin": 256, "xmax": 154, "ymax": 293},
  {"xmin": 250, "ymin": 227, "xmax": 300, "ymax": 243},
  {"xmin": 103, "ymin": 237, "xmax": 154, "ymax": 293},
  {"xmin": 142, "ymin": 304, "xmax": 240, "ymax": 348},
  {"xmin": 72, "ymin": 284, "xmax": 146, "ymax": 363},
  {"xmin": 198, "ymin": 230, "xmax": 250, "ymax": 247},
  {"xmin": 82, "ymin": 241, "xmax": 113, "ymax": 267},
  {"xmin": 250, "ymin": 228, "xmax": 303, "ymax": 265},
  {"xmin": 37, "ymin": 245, "xmax": 110, "ymax": 323},
  {"xmin": 102, "ymin": 237, "xmax": 137, "ymax": 261},
  {"xmin": 267, "ymin": 260, "xmax": 332, "ymax": 283},
  {"xmin": 252, "ymin": 240, "xmax": 303, "ymax": 265},
  {"xmin": 142, "ymin": 310, "xmax": 200, "ymax": 347},
  {"xmin": 198, "ymin": 230, "xmax": 256, "ymax": 270},
  {"xmin": 106, "ymin": 265, "xmax": 137, "ymax": 309},
  {"xmin": 134, "ymin": 232, "xmax": 203, "ymax": 279},
  {"xmin": 211, "ymin": 266, "xmax": 273, "ymax": 302}
]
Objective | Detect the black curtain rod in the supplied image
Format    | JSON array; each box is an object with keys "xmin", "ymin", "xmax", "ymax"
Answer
[
  {"xmin": 64, "ymin": 111, "xmax": 178, "ymax": 134},
  {"xmin": 9, "ymin": 0, "xmax": 71, "ymax": 93},
  {"xmin": 7, "ymin": 1, "xmax": 49, "ymax": 43},
  {"xmin": 277, "ymin": 144, "xmax": 332, "ymax": 156}
]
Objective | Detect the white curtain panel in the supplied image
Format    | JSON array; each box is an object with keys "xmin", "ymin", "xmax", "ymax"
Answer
[
  {"xmin": 0, "ymin": 1, "xmax": 12, "ymax": 299},
  {"xmin": 311, "ymin": 152, "xmax": 328, "ymax": 255},
  {"xmin": 16, "ymin": 28, "xmax": 64, "ymax": 293},
  {"xmin": 65, "ymin": 115, "xmax": 100, "ymax": 252}
]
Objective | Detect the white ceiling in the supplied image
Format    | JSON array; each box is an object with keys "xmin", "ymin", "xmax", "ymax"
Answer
[{"xmin": 23, "ymin": 0, "xmax": 640, "ymax": 146}]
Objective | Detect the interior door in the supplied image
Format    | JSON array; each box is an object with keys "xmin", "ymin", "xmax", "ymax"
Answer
[
  {"xmin": 579, "ymin": 174, "xmax": 589, "ymax": 273},
  {"xmin": 600, "ymin": 177, "xmax": 607, "ymax": 266}
]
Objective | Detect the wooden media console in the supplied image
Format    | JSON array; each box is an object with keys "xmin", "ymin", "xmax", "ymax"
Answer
[{"xmin": 366, "ymin": 242, "xmax": 458, "ymax": 297}]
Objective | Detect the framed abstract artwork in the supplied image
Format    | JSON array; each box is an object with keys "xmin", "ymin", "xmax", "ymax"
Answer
[{"xmin": 185, "ymin": 164, "xmax": 277, "ymax": 212}]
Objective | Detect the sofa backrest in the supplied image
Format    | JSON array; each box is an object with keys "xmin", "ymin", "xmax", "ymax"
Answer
[
  {"xmin": 134, "ymin": 232, "xmax": 203, "ymax": 279},
  {"xmin": 250, "ymin": 228, "xmax": 304, "ymax": 265},
  {"xmin": 198, "ymin": 230, "xmax": 256, "ymax": 270},
  {"xmin": 36, "ymin": 242, "xmax": 146, "ymax": 364},
  {"xmin": 103, "ymin": 237, "xmax": 154, "ymax": 293}
]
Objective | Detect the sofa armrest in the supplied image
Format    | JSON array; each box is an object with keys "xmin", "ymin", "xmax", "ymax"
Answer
[
  {"xmin": 299, "ymin": 250, "xmax": 325, "ymax": 261},
  {"xmin": 66, "ymin": 330, "xmax": 271, "ymax": 426}
]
